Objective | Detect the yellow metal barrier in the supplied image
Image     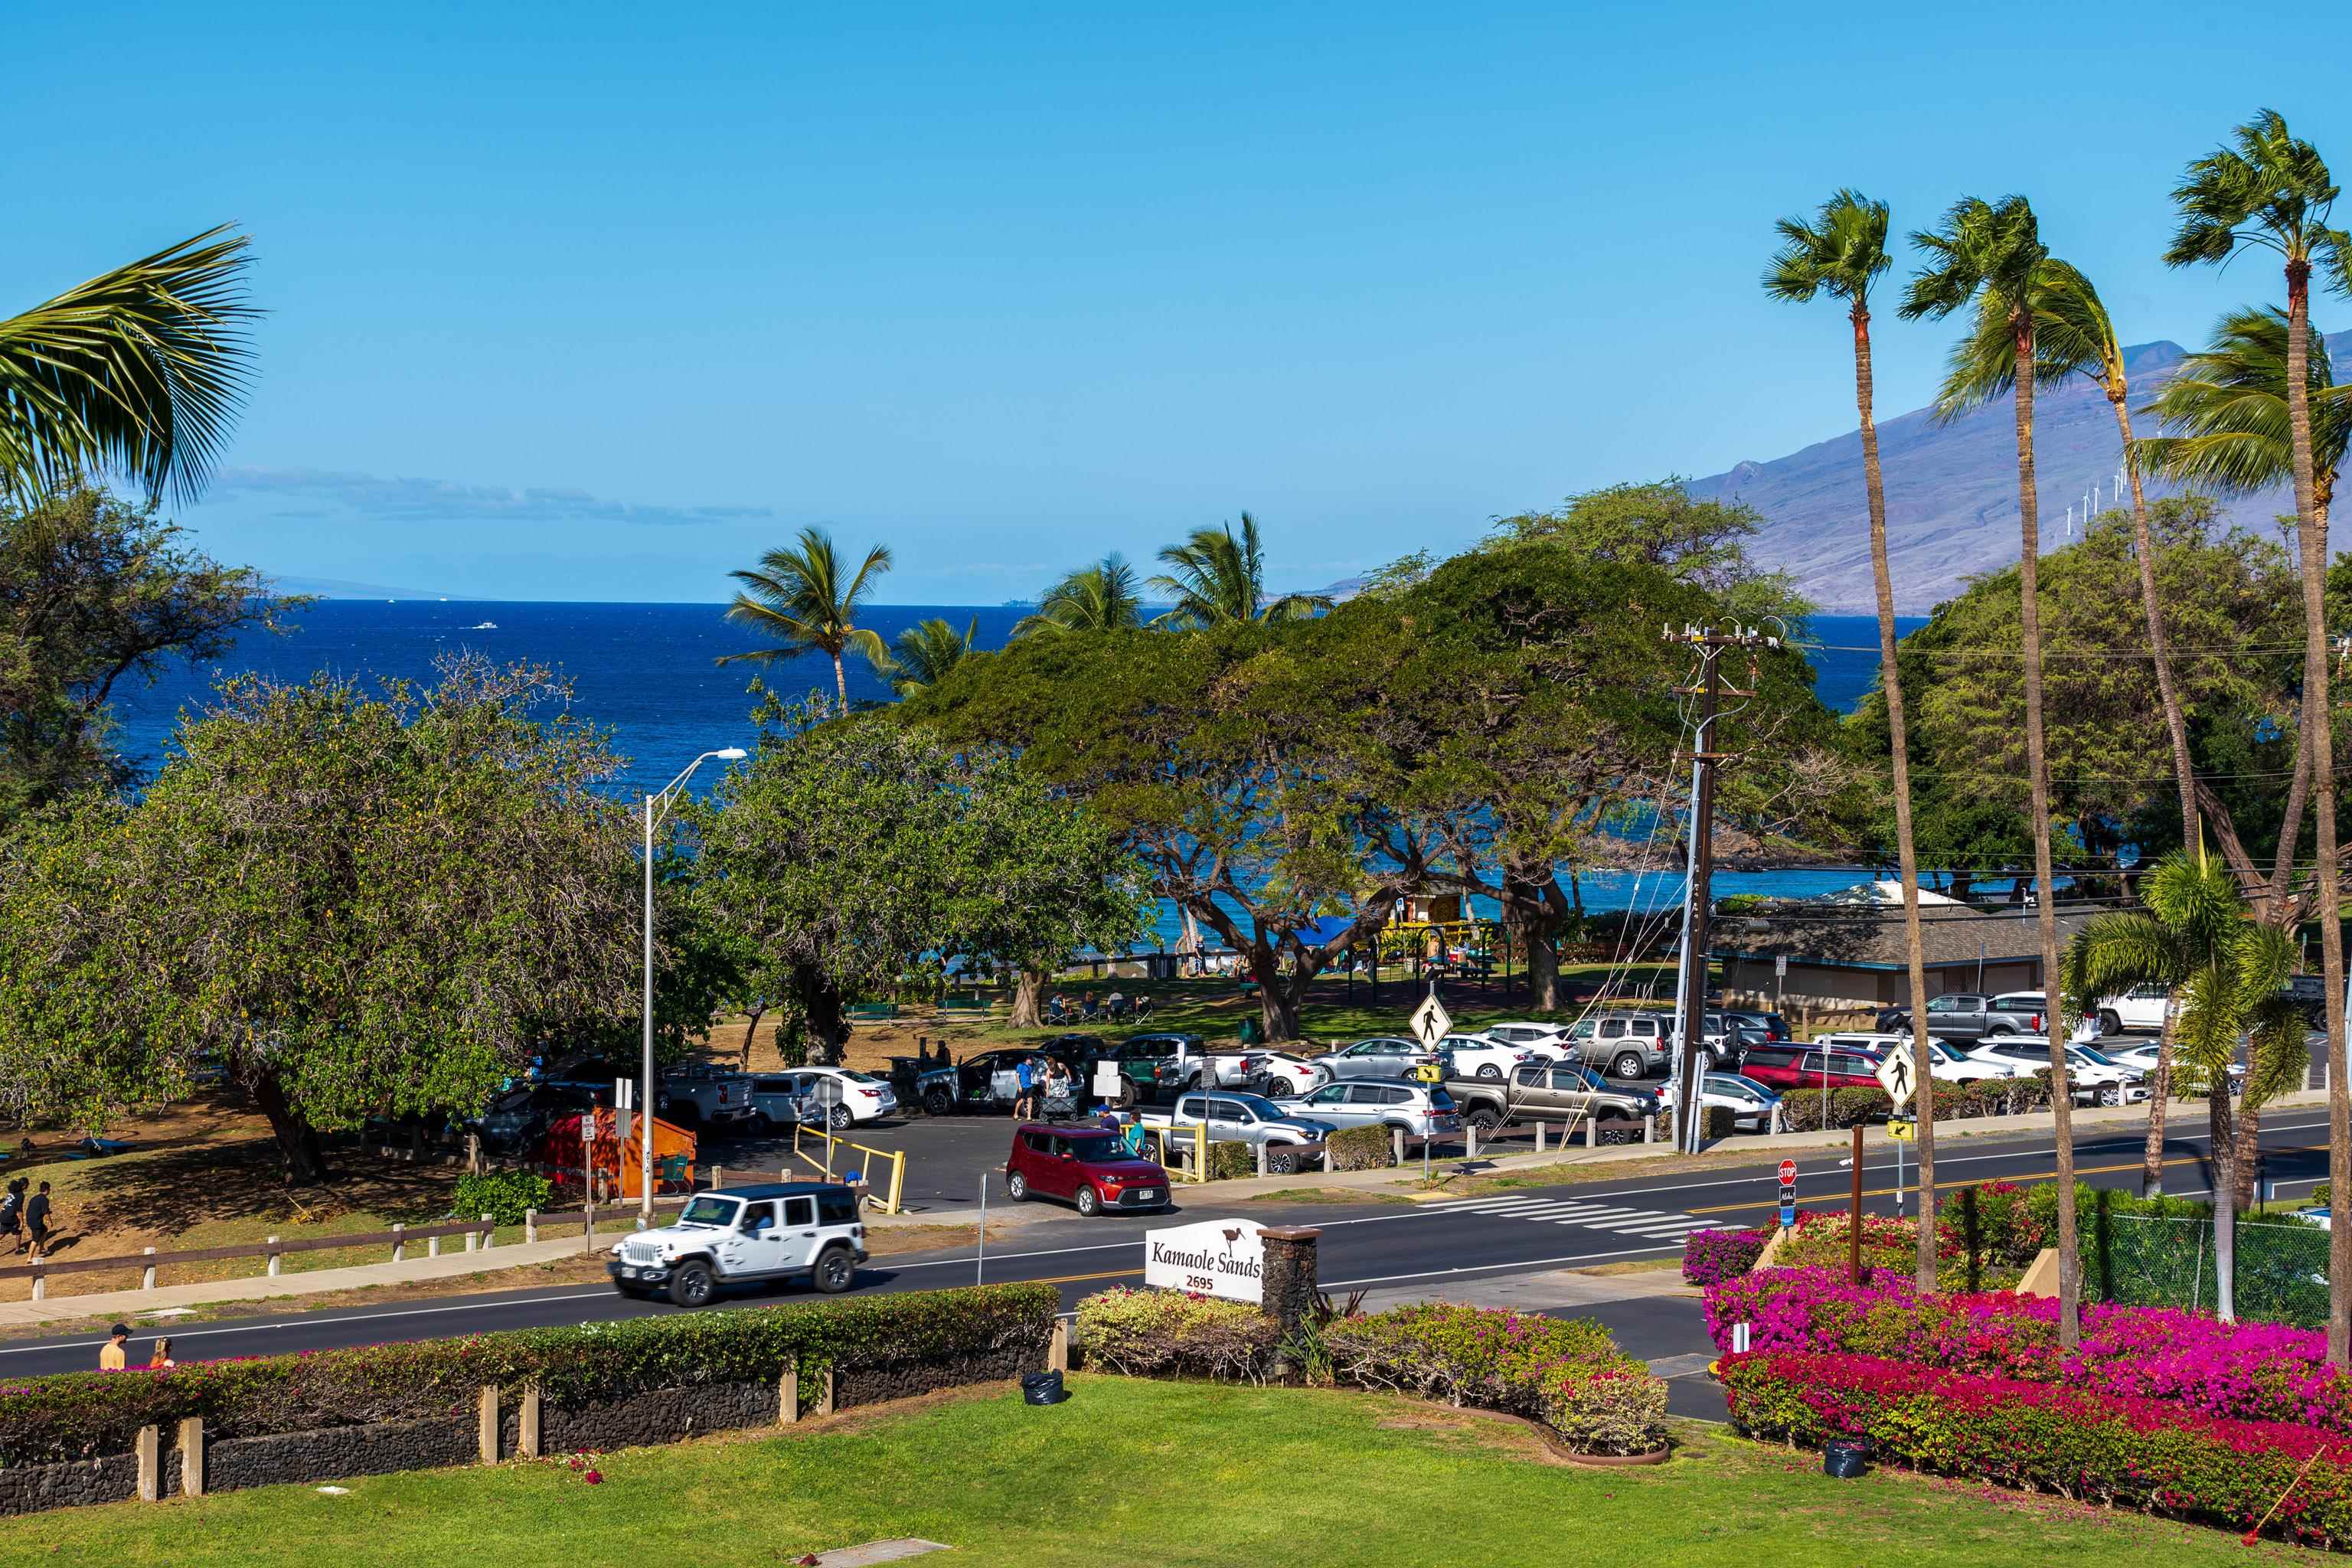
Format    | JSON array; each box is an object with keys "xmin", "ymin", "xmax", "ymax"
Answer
[
  {"xmin": 789, "ymin": 1124, "xmax": 909, "ymax": 1214},
  {"xmin": 1144, "ymin": 1122, "xmax": 1210, "ymax": 1184}
]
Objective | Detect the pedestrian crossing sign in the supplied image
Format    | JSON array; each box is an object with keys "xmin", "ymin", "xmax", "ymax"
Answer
[{"xmin": 1888, "ymin": 1118, "xmax": 1916, "ymax": 1143}]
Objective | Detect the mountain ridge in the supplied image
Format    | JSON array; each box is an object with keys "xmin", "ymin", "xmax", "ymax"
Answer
[{"xmin": 1693, "ymin": 329, "xmax": 2350, "ymax": 612}]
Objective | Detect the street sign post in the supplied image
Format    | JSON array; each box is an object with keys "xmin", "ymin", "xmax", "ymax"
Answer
[
  {"xmin": 1776, "ymin": 1159, "xmax": 1797, "ymax": 1233},
  {"xmin": 1872, "ymin": 1049, "xmax": 1916, "ymax": 1112},
  {"xmin": 1777, "ymin": 1158, "xmax": 1798, "ymax": 1185},
  {"xmin": 1409, "ymin": 992, "xmax": 1453, "ymax": 1049},
  {"xmin": 1887, "ymin": 1118, "xmax": 1916, "ymax": 1142},
  {"xmin": 1413, "ymin": 1061, "xmax": 1442, "ymax": 1084}
]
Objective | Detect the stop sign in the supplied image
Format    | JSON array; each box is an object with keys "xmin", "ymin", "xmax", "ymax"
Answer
[{"xmin": 1778, "ymin": 1159, "xmax": 1798, "ymax": 1186}]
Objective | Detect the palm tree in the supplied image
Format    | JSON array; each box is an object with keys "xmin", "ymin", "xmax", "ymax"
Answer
[
  {"xmin": 887, "ymin": 616, "xmax": 978, "ymax": 697},
  {"xmin": 718, "ymin": 525, "xmax": 893, "ymax": 707},
  {"xmin": 1934, "ymin": 256, "xmax": 2203, "ymax": 1198},
  {"xmin": 1148, "ymin": 513, "xmax": 1334, "ymax": 629},
  {"xmin": 2062, "ymin": 848, "xmax": 2311, "ymax": 1321},
  {"xmin": 2139, "ymin": 305, "xmax": 2348, "ymax": 929},
  {"xmin": 2166, "ymin": 109, "xmax": 2352, "ymax": 1365},
  {"xmin": 1014, "ymin": 553, "xmax": 1145, "ymax": 637},
  {"xmin": 1901, "ymin": 194, "xmax": 2082, "ymax": 1346},
  {"xmin": 1, "ymin": 225, "xmax": 256, "ymax": 505},
  {"xmin": 1764, "ymin": 189, "xmax": 1939, "ymax": 1290}
]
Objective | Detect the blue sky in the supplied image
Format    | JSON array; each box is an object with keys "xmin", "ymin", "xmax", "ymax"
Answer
[{"xmin": 10, "ymin": 2, "xmax": 2350, "ymax": 601}]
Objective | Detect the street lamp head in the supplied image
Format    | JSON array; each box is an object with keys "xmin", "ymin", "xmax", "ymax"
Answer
[{"xmin": 713, "ymin": 747, "xmax": 747, "ymax": 760}]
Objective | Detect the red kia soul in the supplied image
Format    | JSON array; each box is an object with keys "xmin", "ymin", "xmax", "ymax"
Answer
[{"xmin": 1004, "ymin": 1124, "xmax": 1172, "ymax": 1217}]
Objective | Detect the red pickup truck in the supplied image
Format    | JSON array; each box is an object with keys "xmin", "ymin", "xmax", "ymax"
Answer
[{"xmin": 1736, "ymin": 1045, "xmax": 1882, "ymax": 1093}]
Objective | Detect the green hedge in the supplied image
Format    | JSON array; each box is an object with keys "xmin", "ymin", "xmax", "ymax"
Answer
[
  {"xmin": 452, "ymin": 1169, "xmax": 552, "ymax": 1225},
  {"xmin": 0, "ymin": 1283, "xmax": 1056, "ymax": 1468},
  {"xmin": 1207, "ymin": 1140, "xmax": 1257, "ymax": 1180}
]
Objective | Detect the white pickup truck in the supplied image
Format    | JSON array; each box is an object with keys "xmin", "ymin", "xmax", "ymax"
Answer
[{"xmin": 1132, "ymin": 1091, "xmax": 1338, "ymax": 1174}]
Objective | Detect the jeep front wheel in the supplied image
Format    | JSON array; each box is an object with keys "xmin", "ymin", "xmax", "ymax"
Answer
[
  {"xmin": 668, "ymin": 1260, "xmax": 716, "ymax": 1309},
  {"xmin": 812, "ymin": 1246, "xmax": 855, "ymax": 1294}
]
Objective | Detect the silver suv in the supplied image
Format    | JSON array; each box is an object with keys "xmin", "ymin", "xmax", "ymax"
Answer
[
  {"xmin": 609, "ymin": 1183, "xmax": 867, "ymax": 1307},
  {"xmin": 1563, "ymin": 1012, "xmax": 1676, "ymax": 1078},
  {"xmin": 1272, "ymin": 1081, "xmax": 1462, "ymax": 1139}
]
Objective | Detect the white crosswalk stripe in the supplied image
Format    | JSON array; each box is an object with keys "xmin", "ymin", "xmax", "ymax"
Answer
[{"xmin": 1419, "ymin": 1193, "xmax": 1721, "ymax": 1240}]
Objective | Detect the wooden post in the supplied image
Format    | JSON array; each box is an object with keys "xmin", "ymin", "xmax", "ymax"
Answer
[
  {"xmin": 1583, "ymin": 1116, "xmax": 1598, "ymax": 1149},
  {"xmin": 1645, "ymin": 1113, "xmax": 1658, "ymax": 1145},
  {"xmin": 428, "ymin": 1233, "xmax": 441, "ymax": 1259},
  {"xmin": 1390, "ymin": 1125, "xmax": 1405, "ymax": 1165},
  {"xmin": 714, "ymin": 1165, "xmax": 725, "ymax": 1190},
  {"xmin": 266, "ymin": 1236, "xmax": 283, "ymax": 1276},
  {"xmin": 478, "ymin": 1385, "xmax": 499, "ymax": 1463},
  {"xmin": 391, "ymin": 1223, "xmax": 406, "ymax": 1263},
  {"xmin": 779, "ymin": 1365, "xmax": 800, "ymax": 1425},
  {"xmin": 584, "ymin": 1201, "xmax": 596, "ymax": 1253},
  {"xmin": 1048, "ymin": 1318, "xmax": 1070, "ymax": 1372},
  {"xmin": 476, "ymin": 1214, "xmax": 491, "ymax": 1250},
  {"xmin": 524, "ymin": 1207, "xmax": 539, "ymax": 1244},
  {"xmin": 519, "ymin": 1386, "xmax": 542, "ymax": 1458},
  {"xmin": 136, "ymin": 1424, "xmax": 160, "ymax": 1501},
  {"xmin": 1254, "ymin": 1142, "xmax": 1268, "ymax": 1178},
  {"xmin": 1466, "ymin": 1124, "xmax": 1479, "ymax": 1158},
  {"xmin": 1849, "ymin": 1124, "xmax": 1864, "ymax": 1285},
  {"xmin": 817, "ymin": 1368, "xmax": 836, "ymax": 1417},
  {"xmin": 177, "ymin": 1417, "xmax": 204, "ymax": 1498},
  {"xmin": 28, "ymin": 1265, "xmax": 43, "ymax": 1302},
  {"xmin": 142, "ymin": 1247, "xmax": 158, "ymax": 1292},
  {"xmin": 1534, "ymin": 1122, "xmax": 1547, "ymax": 1154}
]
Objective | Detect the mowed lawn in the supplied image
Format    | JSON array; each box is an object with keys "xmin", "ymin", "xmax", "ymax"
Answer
[{"xmin": 0, "ymin": 1379, "xmax": 2313, "ymax": 1568}]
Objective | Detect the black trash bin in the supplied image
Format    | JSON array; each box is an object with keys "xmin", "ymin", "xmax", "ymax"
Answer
[
  {"xmin": 1021, "ymin": 1371, "xmax": 1070, "ymax": 1406},
  {"xmin": 1822, "ymin": 1439, "xmax": 1870, "ymax": 1478}
]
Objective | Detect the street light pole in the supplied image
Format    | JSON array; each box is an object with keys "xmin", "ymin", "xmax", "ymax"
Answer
[{"xmin": 642, "ymin": 746, "xmax": 748, "ymax": 1217}]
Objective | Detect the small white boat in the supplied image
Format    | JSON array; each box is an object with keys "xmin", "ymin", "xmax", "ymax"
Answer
[{"xmin": 469, "ymin": 620, "xmax": 498, "ymax": 630}]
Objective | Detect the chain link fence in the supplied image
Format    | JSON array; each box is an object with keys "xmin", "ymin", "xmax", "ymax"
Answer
[{"xmin": 2082, "ymin": 1207, "xmax": 2330, "ymax": 1328}]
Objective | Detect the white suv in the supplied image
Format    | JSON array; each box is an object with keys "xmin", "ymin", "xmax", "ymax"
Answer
[
  {"xmin": 609, "ymin": 1183, "xmax": 867, "ymax": 1307},
  {"xmin": 1436, "ymin": 1034, "xmax": 1534, "ymax": 1081},
  {"xmin": 1475, "ymin": 1021, "xmax": 1576, "ymax": 1062},
  {"xmin": 2084, "ymin": 985, "xmax": 2169, "ymax": 1037}
]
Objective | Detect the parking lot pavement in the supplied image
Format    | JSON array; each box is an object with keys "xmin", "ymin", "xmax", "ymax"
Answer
[{"xmin": 703, "ymin": 1113, "xmax": 1027, "ymax": 1211}]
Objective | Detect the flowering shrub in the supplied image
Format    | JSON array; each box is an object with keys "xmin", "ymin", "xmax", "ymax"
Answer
[
  {"xmin": 1720, "ymin": 1350, "xmax": 2352, "ymax": 1549},
  {"xmin": 1681, "ymin": 1226, "xmax": 1769, "ymax": 1286},
  {"xmin": 1074, "ymin": 1287, "xmax": 1283, "ymax": 1382},
  {"xmin": 0, "ymin": 1283, "xmax": 1055, "ymax": 1467},
  {"xmin": 1322, "ymin": 1302, "xmax": 1667, "ymax": 1455},
  {"xmin": 1772, "ymin": 1208, "xmax": 1953, "ymax": 1276},
  {"xmin": 1704, "ymin": 1266, "xmax": 2352, "ymax": 1434}
]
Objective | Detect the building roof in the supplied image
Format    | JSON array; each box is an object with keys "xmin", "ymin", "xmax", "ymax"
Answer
[{"xmin": 1709, "ymin": 906, "xmax": 2098, "ymax": 972}]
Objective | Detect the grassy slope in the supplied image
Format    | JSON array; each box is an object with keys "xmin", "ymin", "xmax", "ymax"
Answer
[{"xmin": 0, "ymin": 1378, "xmax": 2301, "ymax": 1568}]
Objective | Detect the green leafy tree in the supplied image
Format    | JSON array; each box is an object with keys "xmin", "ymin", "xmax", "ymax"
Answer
[
  {"xmin": 887, "ymin": 616, "xmax": 979, "ymax": 697},
  {"xmin": 0, "ymin": 485, "xmax": 295, "ymax": 822},
  {"xmin": 0, "ymin": 657, "xmax": 639, "ymax": 1182},
  {"xmin": 1766, "ymin": 188, "xmax": 1940, "ymax": 1288},
  {"xmin": 1485, "ymin": 479, "xmax": 1813, "ymax": 624},
  {"xmin": 1902, "ymin": 192, "xmax": 2082, "ymax": 1346},
  {"xmin": 1148, "ymin": 513, "xmax": 1333, "ymax": 629},
  {"xmin": 688, "ymin": 698, "xmax": 1146, "ymax": 1053},
  {"xmin": 2167, "ymin": 109, "xmax": 2352, "ymax": 1362},
  {"xmin": 0, "ymin": 226, "xmax": 256, "ymax": 506},
  {"xmin": 1014, "ymin": 554, "xmax": 1145, "ymax": 637},
  {"xmin": 2061, "ymin": 848, "xmax": 2310, "ymax": 1320},
  {"xmin": 719, "ymin": 525, "xmax": 894, "ymax": 707}
]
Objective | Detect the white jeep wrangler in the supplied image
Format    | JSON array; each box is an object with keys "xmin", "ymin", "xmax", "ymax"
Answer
[{"xmin": 609, "ymin": 1183, "xmax": 867, "ymax": 1307}]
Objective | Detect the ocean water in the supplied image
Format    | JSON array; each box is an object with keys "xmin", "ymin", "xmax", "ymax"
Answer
[{"xmin": 106, "ymin": 604, "xmax": 1919, "ymax": 928}]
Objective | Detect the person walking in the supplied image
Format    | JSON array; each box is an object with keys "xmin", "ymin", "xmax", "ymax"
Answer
[
  {"xmin": 0, "ymin": 1180, "xmax": 21, "ymax": 1254},
  {"xmin": 148, "ymin": 1337, "xmax": 175, "ymax": 1370},
  {"xmin": 1014, "ymin": 1054, "xmax": 1037, "ymax": 1119},
  {"xmin": 23, "ymin": 1181, "xmax": 52, "ymax": 1261},
  {"xmin": 100, "ymin": 1324, "xmax": 130, "ymax": 1371}
]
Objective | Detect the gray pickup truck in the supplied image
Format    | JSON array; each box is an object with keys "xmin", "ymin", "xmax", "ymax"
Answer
[{"xmin": 1444, "ymin": 1061, "xmax": 1664, "ymax": 1135}]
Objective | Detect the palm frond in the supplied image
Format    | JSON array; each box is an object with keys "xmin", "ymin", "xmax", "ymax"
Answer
[
  {"xmin": 1762, "ymin": 189, "xmax": 1891, "ymax": 306},
  {"xmin": 2166, "ymin": 109, "xmax": 2349, "ymax": 276},
  {"xmin": 0, "ymin": 225, "xmax": 259, "ymax": 506},
  {"xmin": 714, "ymin": 525, "xmax": 893, "ymax": 669},
  {"xmin": 2060, "ymin": 911, "xmax": 2184, "ymax": 1008},
  {"xmin": 887, "ymin": 616, "xmax": 975, "ymax": 695},
  {"xmin": 1018, "ymin": 553, "xmax": 1145, "ymax": 637},
  {"xmin": 2135, "ymin": 305, "xmax": 2347, "ymax": 497},
  {"xmin": 1899, "ymin": 195, "xmax": 2047, "ymax": 325}
]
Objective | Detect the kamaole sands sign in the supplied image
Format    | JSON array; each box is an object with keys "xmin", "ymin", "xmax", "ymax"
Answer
[{"xmin": 1142, "ymin": 1217, "xmax": 1266, "ymax": 1304}]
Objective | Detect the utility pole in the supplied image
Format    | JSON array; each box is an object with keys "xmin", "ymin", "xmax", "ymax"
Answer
[{"xmin": 1667, "ymin": 624, "xmax": 1763, "ymax": 1154}]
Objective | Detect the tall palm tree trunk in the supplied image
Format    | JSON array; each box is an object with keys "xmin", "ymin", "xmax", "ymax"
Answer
[
  {"xmin": 2013, "ymin": 319, "xmax": 2082, "ymax": 1345},
  {"xmin": 2114, "ymin": 395, "xmax": 2196, "ymax": 1197},
  {"xmin": 1852, "ymin": 304, "xmax": 1939, "ymax": 1288},
  {"xmin": 2211, "ymin": 1088, "xmax": 2238, "ymax": 1320},
  {"xmin": 831, "ymin": 650, "xmax": 849, "ymax": 710},
  {"xmin": 2282, "ymin": 263, "xmax": 2352, "ymax": 1367}
]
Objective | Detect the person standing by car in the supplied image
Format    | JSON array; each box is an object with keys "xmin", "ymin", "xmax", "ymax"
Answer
[{"xmin": 1014, "ymin": 1054, "xmax": 1037, "ymax": 1119}]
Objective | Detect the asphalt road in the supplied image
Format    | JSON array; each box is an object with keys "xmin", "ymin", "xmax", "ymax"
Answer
[{"xmin": 3, "ymin": 1105, "xmax": 2325, "ymax": 1382}]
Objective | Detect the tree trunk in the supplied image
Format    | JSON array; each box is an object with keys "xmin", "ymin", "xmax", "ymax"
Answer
[
  {"xmin": 791, "ymin": 966, "xmax": 849, "ymax": 1065},
  {"xmin": 2233, "ymin": 1100, "xmax": 2264, "ymax": 1213},
  {"xmin": 831, "ymin": 652, "xmax": 849, "ymax": 711},
  {"xmin": 250, "ymin": 1070, "xmax": 331, "ymax": 1185},
  {"xmin": 2211, "ymin": 1089, "xmax": 2238, "ymax": 1322},
  {"xmin": 2141, "ymin": 995, "xmax": 2177, "ymax": 1198},
  {"xmin": 1250, "ymin": 940, "xmax": 1306, "ymax": 1041},
  {"xmin": 740, "ymin": 1003, "xmax": 766, "ymax": 1071},
  {"xmin": 1853, "ymin": 302, "xmax": 1939, "ymax": 1292},
  {"xmin": 2284, "ymin": 263, "xmax": 2351, "ymax": 1367},
  {"xmin": 2115, "ymin": 393, "xmax": 2198, "ymax": 849},
  {"xmin": 1011, "ymin": 969, "xmax": 1046, "ymax": 1028},
  {"xmin": 2012, "ymin": 316, "xmax": 2081, "ymax": 1348},
  {"xmin": 1503, "ymin": 872, "xmax": 1563, "ymax": 1011}
]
